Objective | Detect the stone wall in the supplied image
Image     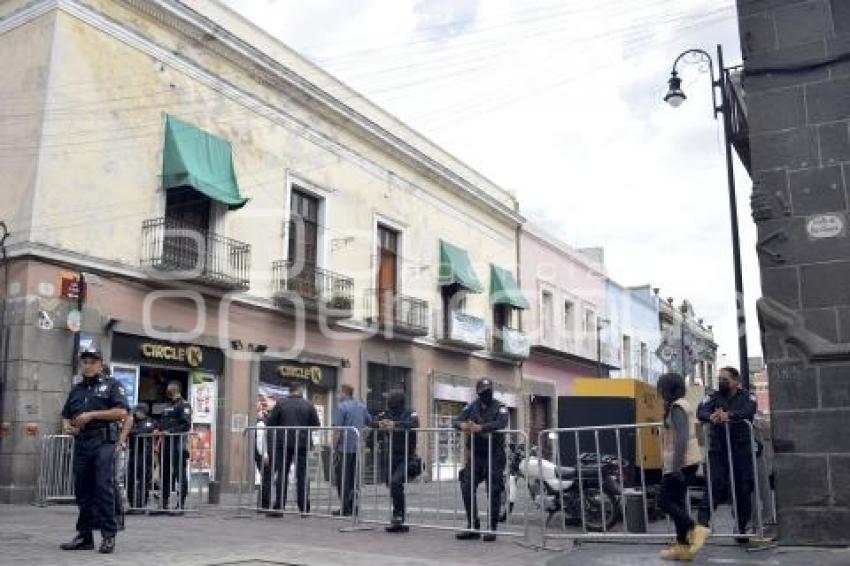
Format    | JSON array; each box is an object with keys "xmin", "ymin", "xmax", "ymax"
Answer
[{"xmin": 738, "ymin": 0, "xmax": 850, "ymax": 545}]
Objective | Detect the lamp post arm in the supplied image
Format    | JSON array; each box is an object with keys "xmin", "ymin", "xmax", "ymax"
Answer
[{"xmin": 671, "ymin": 48, "xmax": 721, "ymax": 119}]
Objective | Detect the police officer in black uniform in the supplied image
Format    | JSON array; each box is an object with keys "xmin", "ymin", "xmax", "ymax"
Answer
[
  {"xmin": 371, "ymin": 390, "xmax": 421, "ymax": 533},
  {"xmin": 697, "ymin": 366, "xmax": 758, "ymax": 541},
  {"xmin": 60, "ymin": 347, "xmax": 129, "ymax": 554},
  {"xmin": 453, "ymin": 378, "xmax": 509, "ymax": 542},
  {"xmin": 126, "ymin": 404, "xmax": 155, "ymax": 510},
  {"xmin": 157, "ymin": 380, "xmax": 192, "ymax": 511}
]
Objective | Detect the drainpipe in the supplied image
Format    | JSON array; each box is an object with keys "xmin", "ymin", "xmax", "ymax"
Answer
[
  {"xmin": 514, "ymin": 223, "xmax": 527, "ymax": 432},
  {"xmin": 0, "ymin": 221, "xmax": 9, "ymax": 435}
]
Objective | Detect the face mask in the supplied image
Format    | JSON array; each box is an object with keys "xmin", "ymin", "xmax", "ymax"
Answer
[
  {"xmin": 478, "ymin": 389, "xmax": 494, "ymax": 405},
  {"xmin": 718, "ymin": 383, "xmax": 731, "ymax": 396}
]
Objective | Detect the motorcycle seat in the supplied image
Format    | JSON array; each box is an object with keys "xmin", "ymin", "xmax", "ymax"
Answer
[{"xmin": 553, "ymin": 466, "xmax": 577, "ymax": 480}]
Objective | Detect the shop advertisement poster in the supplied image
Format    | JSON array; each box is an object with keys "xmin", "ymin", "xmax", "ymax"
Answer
[
  {"xmin": 191, "ymin": 372, "xmax": 216, "ymax": 477},
  {"xmin": 191, "ymin": 373, "xmax": 216, "ymax": 425},
  {"xmin": 191, "ymin": 424, "xmax": 213, "ymax": 474},
  {"xmin": 110, "ymin": 365, "xmax": 139, "ymax": 408}
]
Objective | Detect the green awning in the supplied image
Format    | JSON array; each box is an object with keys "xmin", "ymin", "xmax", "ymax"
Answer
[
  {"xmin": 438, "ymin": 240, "xmax": 483, "ymax": 292},
  {"xmin": 490, "ymin": 264, "xmax": 529, "ymax": 309},
  {"xmin": 162, "ymin": 115, "xmax": 248, "ymax": 209}
]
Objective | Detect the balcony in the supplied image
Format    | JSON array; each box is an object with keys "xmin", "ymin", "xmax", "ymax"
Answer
[
  {"xmin": 364, "ymin": 289, "xmax": 429, "ymax": 337},
  {"xmin": 491, "ymin": 327, "xmax": 530, "ymax": 360},
  {"xmin": 434, "ymin": 309, "xmax": 486, "ymax": 351},
  {"xmin": 272, "ymin": 260, "xmax": 354, "ymax": 318},
  {"xmin": 141, "ymin": 217, "xmax": 251, "ymax": 290}
]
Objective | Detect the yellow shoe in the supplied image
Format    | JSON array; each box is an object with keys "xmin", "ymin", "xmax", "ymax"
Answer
[
  {"xmin": 659, "ymin": 544, "xmax": 694, "ymax": 561},
  {"xmin": 688, "ymin": 524, "xmax": 711, "ymax": 553}
]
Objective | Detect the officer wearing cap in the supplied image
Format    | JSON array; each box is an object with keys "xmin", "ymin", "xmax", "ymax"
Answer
[
  {"xmin": 453, "ymin": 378, "xmax": 509, "ymax": 542},
  {"xmin": 696, "ymin": 366, "xmax": 758, "ymax": 542},
  {"xmin": 60, "ymin": 347, "xmax": 129, "ymax": 554}
]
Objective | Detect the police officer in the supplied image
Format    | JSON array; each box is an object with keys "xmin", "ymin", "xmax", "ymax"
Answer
[
  {"xmin": 126, "ymin": 404, "xmax": 155, "ymax": 510},
  {"xmin": 156, "ymin": 381, "xmax": 192, "ymax": 511},
  {"xmin": 697, "ymin": 367, "xmax": 757, "ymax": 542},
  {"xmin": 60, "ymin": 347, "xmax": 129, "ymax": 554},
  {"xmin": 371, "ymin": 390, "xmax": 420, "ymax": 533},
  {"xmin": 453, "ymin": 378, "xmax": 509, "ymax": 542}
]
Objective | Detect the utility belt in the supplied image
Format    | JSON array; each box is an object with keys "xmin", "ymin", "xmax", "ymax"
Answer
[{"xmin": 77, "ymin": 425, "xmax": 119, "ymax": 443}]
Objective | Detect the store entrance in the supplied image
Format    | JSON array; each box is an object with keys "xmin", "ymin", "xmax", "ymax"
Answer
[
  {"xmin": 432, "ymin": 399, "xmax": 466, "ymax": 481},
  {"xmin": 137, "ymin": 366, "xmax": 190, "ymax": 425}
]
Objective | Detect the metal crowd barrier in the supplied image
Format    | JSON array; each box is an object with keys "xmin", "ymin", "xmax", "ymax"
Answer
[
  {"xmin": 236, "ymin": 426, "xmax": 363, "ymax": 528},
  {"xmin": 357, "ymin": 428, "xmax": 531, "ymax": 538},
  {"xmin": 35, "ymin": 434, "xmax": 75, "ymax": 506},
  {"xmin": 121, "ymin": 431, "xmax": 201, "ymax": 514},
  {"xmin": 535, "ymin": 420, "xmax": 765, "ymax": 547}
]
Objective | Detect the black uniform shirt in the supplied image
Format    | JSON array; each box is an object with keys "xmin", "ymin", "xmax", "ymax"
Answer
[
  {"xmin": 61, "ymin": 373, "xmax": 129, "ymax": 430},
  {"xmin": 130, "ymin": 417, "xmax": 156, "ymax": 436},
  {"xmin": 266, "ymin": 394, "xmax": 320, "ymax": 450},
  {"xmin": 160, "ymin": 398, "xmax": 192, "ymax": 434},
  {"xmin": 372, "ymin": 408, "xmax": 420, "ymax": 455},
  {"xmin": 697, "ymin": 388, "xmax": 757, "ymax": 450},
  {"xmin": 453, "ymin": 399, "xmax": 509, "ymax": 455}
]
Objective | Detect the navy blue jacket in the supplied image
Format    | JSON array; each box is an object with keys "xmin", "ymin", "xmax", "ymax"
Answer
[
  {"xmin": 452, "ymin": 399, "xmax": 509, "ymax": 456},
  {"xmin": 371, "ymin": 408, "xmax": 419, "ymax": 455},
  {"xmin": 697, "ymin": 388, "xmax": 757, "ymax": 451},
  {"xmin": 160, "ymin": 397, "xmax": 193, "ymax": 434}
]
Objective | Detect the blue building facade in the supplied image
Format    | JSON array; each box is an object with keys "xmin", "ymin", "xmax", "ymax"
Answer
[{"xmin": 604, "ymin": 281, "xmax": 662, "ymax": 383}]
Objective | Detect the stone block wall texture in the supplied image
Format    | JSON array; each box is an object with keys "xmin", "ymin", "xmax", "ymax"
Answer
[
  {"xmin": 0, "ymin": 294, "xmax": 86, "ymax": 503},
  {"xmin": 739, "ymin": 0, "xmax": 850, "ymax": 545}
]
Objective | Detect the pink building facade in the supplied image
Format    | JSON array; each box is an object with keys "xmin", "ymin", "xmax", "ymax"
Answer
[{"xmin": 519, "ymin": 224, "xmax": 609, "ymax": 440}]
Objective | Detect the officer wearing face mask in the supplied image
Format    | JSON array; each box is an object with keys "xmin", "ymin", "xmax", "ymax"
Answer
[
  {"xmin": 696, "ymin": 366, "xmax": 757, "ymax": 542},
  {"xmin": 453, "ymin": 378, "xmax": 509, "ymax": 542}
]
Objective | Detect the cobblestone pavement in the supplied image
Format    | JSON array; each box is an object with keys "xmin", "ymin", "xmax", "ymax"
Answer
[{"xmin": 1, "ymin": 504, "xmax": 846, "ymax": 566}]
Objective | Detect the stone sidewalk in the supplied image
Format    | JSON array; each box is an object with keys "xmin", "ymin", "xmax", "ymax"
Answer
[{"xmin": 0, "ymin": 504, "xmax": 847, "ymax": 566}]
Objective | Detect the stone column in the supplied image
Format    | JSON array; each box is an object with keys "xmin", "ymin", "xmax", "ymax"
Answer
[{"xmin": 739, "ymin": 0, "xmax": 850, "ymax": 545}]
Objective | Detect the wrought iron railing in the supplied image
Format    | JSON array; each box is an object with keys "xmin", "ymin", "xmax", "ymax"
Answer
[
  {"xmin": 724, "ymin": 69, "xmax": 751, "ymax": 174},
  {"xmin": 272, "ymin": 260, "xmax": 354, "ymax": 312},
  {"xmin": 141, "ymin": 217, "xmax": 250, "ymax": 290},
  {"xmin": 364, "ymin": 289, "xmax": 429, "ymax": 334}
]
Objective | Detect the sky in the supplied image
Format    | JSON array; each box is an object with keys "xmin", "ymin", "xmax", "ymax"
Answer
[{"xmin": 221, "ymin": 0, "xmax": 760, "ymax": 367}]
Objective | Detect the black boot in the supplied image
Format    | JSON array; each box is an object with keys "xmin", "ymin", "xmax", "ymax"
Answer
[
  {"xmin": 455, "ymin": 523, "xmax": 481, "ymax": 540},
  {"xmin": 482, "ymin": 527, "xmax": 498, "ymax": 542},
  {"xmin": 99, "ymin": 537, "xmax": 116, "ymax": 554},
  {"xmin": 385, "ymin": 514, "xmax": 409, "ymax": 533},
  {"xmin": 60, "ymin": 533, "xmax": 94, "ymax": 551}
]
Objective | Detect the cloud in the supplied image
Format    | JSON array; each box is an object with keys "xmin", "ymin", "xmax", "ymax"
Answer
[
  {"xmin": 412, "ymin": 0, "xmax": 480, "ymax": 41},
  {"xmin": 222, "ymin": 0, "xmax": 759, "ymax": 364}
]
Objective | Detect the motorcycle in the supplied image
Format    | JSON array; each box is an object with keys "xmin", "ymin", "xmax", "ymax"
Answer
[{"xmin": 503, "ymin": 443, "xmax": 624, "ymax": 531}]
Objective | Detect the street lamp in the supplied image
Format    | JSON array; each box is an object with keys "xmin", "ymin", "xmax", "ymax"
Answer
[{"xmin": 663, "ymin": 44, "xmax": 750, "ymax": 389}]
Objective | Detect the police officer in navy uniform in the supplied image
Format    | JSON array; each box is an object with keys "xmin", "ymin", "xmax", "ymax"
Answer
[
  {"xmin": 60, "ymin": 347, "xmax": 129, "ymax": 554},
  {"xmin": 696, "ymin": 366, "xmax": 758, "ymax": 542},
  {"xmin": 453, "ymin": 378, "xmax": 509, "ymax": 542},
  {"xmin": 371, "ymin": 390, "xmax": 421, "ymax": 533},
  {"xmin": 126, "ymin": 404, "xmax": 155, "ymax": 510},
  {"xmin": 157, "ymin": 380, "xmax": 192, "ymax": 511}
]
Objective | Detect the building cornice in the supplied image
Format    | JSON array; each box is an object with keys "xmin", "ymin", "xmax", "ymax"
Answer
[
  {"xmin": 115, "ymin": 0, "xmax": 524, "ymax": 227},
  {"xmin": 522, "ymin": 223, "xmax": 607, "ymax": 278}
]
